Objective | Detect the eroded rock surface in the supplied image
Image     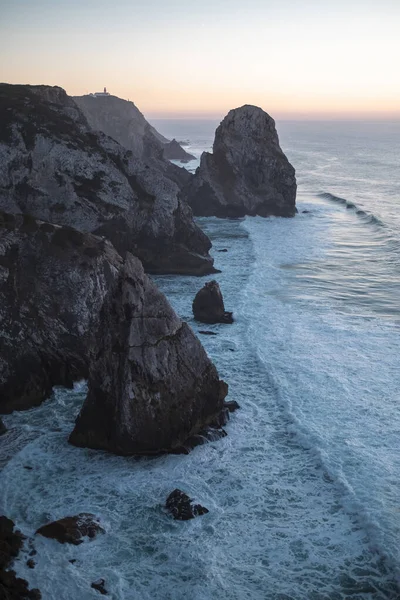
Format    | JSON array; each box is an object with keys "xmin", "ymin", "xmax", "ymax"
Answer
[
  {"xmin": 0, "ymin": 516, "xmax": 41, "ymax": 599},
  {"xmin": 165, "ymin": 489, "xmax": 209, "ymax": 520},
  {"xmin": 183, "ymin": 105, "xmax": 296, "ymax": 217},
  {"xmin": 69, "ymin": 255, "xmax": 228, "ymax": 455},
  {"xmin": 163, "ymin": 139, "xmax": 195, "ymax": 162},
  {"xmin": 192, "ymin": 280, "xmax": 233, "ymax": 324},
  {"xmin": 0, "ymin": 84, "xmax": 214, "ymax": 275},
  {"xmin": 36, "ymin": 514, "xmax": 104, "ymax": 545},
  {"xmin": 0, "ymin": 211, "xmax": 122, "ymax": 413}
]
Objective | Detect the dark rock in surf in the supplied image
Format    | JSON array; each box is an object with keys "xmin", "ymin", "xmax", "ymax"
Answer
[
  {"xmin": 165, "ymin": 489, "xmax": 209, "ymax": 520},
  {"xmin": 224, "ymin": 400, "xmax": 240, "ymax": 413},
  {"xmin": 0, "ymin": 516, "xmax": 41, "ymax": 599},
  {"xmin": 198, "ymin": 330, "xmax": 218, "ymax": 336},
  {"xmin": 217, "ymin": 248, "xmax": 228, "ymax": 252},
  {"xmin": 192, "ymin": 280, "xmax": 233, "ymax": 324},
  {"xmin": 91, "ymin": 579, "xmax": 108, "ymax": 595},
  {"xmin": 0, "ymin": 83, "xmax": 214, "ymax": 276},
  {"xmin": 183, "ymin": 105, "xmax": 296, "ymax": 217},
  {"xmin": 36, "ymin": 514, "xmax": 104, "ymax": 545},
  {"xmin": 69, "ymin": 255, "xmax": 228, "ymax": 455},
  {"xmin": 163, "ymin": 139, "xmax": 196, "ymax": 162},
  {"xmin": 26, "ymin": 560, "xmax": 35, "ymax": 569}
]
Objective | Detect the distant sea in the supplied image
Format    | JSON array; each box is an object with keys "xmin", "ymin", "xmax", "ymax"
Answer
[{"xmin": 1, "ymin": 118, "xmax": 399, "ymax": 599}]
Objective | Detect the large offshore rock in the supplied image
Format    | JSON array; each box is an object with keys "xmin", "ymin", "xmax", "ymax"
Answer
[
  {"xmin": 36, "ymin": 514, "xmax": 104, "ymax": 545},
  {"xmin": 73, "ymin": 93, "xmax": 193, "ymax": 189},
  {"xmin": 0, "ymin": 84, "xmax": 213, "ymax": 275},
  {"xmin": 69, "ymin": 254, "xmax": 228, "ymax": 455},
  {"xmin": 183, "ymin": 105, "xmax": 297, "ymax": 217},
  {"xmin": 192, "ymin": 280, "xmax": 233, "ymax": 324},
  {"xmin": 0, "ymin": 211, "xmax": 123, "ymax": 413}
]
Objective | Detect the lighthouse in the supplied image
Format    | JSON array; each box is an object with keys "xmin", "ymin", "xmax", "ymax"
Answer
[{"xmin": 90, "ymin": 87, "xmax": 110, "ymax": 97}]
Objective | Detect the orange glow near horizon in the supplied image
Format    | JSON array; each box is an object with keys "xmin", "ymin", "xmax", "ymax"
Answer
[{"xmin": 1, "ymin": 0, "xmax": 399, "ymax": 120}]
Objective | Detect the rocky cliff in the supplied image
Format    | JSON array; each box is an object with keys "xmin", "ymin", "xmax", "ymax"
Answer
[
  {"xmin": 0, "ymin": 210, "xmax": 123, "ymax": 413},
  {"xmin": 0, "ymin": 84, "xmax": 213, "ymax": 275},
  {"xmin": 183, "ymin": 105, "xmax": 296, "ymax": 217},
  {"xmin": 73, "ymin": 94, "xmax": 193, "ymax": 188},
  {"xmin": 69, "ymin": 254, "xmax": 228, "ymax": 455}
]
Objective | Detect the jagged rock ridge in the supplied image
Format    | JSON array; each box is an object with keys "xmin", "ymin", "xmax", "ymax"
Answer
[
  {"xmin": 69, "ymin": 254, "xmax": 228, "ymax": 455},
  {"xmin": 0, "ymin": 83, "xmax": 213, "ymax": 275},
  {"xmin": 183, "ymin": 104, "xmax": 297, "ymax": 217}
]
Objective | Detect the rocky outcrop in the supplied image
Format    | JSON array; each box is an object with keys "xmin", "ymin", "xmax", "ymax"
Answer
[
  {"xmin": 163, "ymin": 139, "xmax": 195, "ymax": 162},
  {"xmin": 36, "ymin": 514, "xmax": 104, "ymax": 545},
  {"xmin": 0, "ymin": 211, "xmax": 123, "ymax": 413},
  {"xmin": 165, "ymin": 489, "xmax": 209, "ymax": 520},
  {"xmin": 192, "ymin": 281, "xmax": 233, "ymax": 324},
  {"xmin": 91, "ymin": 579, "xmax": 108, "ymax": 595},
  {"xmin": 73, "ymin": 94, "xmax": 193, "ymax": 191},
  {"xmin": 183, "ymin": 105, "xmax": 296, "ymax": 217},
  {"xmin": 0, "ymin": 84, "xmax": 214, "ymax": 275},
  {"xmin": 69, "ymin": 254, "xmax": 228, "ymax": 455},
  {"xmin": 0, "ymin": 516, "xmax": 41, "ymax": 599}
]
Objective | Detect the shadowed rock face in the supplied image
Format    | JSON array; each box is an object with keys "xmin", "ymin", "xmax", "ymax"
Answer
[
  {"xmin": 73, "ymin": 94, "xmax": 193, "ymax": 190},
  {"xmin": 183, "ymin": 105, "xmax": 297, "ymax": 217},
  {"xmin": 0, "ymin": 84, "xmax": 214, "ymax": 275},
  {"xmin": 69, "ymin": 254, "xmax": 228, "ymax": 455},
  {"xmin": 36, "ymin": 514, "xmax": 104, "ymax": 545},
  {"xmin": 192, "ymin": 280, "xmax": 233, "ymax": 324},
  {"xmin": 0, "ymin": 211, "xmax": 122, "ymax": 413}
]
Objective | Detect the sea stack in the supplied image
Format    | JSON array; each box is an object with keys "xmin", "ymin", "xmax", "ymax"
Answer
[
  {"xmin": 69, "ymin": 255, "xmax": 228, "ymax": 455},
  {"xmin": 183, "ymin": 105, "xmax": 297, "ymax": 217}
]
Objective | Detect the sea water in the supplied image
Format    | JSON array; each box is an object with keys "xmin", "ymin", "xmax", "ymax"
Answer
[{"xmin": 0, "ymin": 119, "xmax": 399, "ymax": 599}]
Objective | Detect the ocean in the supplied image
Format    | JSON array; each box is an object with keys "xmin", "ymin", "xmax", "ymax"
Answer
[{"xmin": 1, "ymin": 118, "xmax": 399, "ymax": 599}]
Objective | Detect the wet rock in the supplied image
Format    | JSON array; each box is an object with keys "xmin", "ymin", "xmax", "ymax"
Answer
[
  {"xmin": 69, "ymin": 559, "xmax": 76, "ymax": 564},
  {"xmin": 26, "ymin": 559, "xmax": 35, "ymax": 569},
  {"xmin": 91, "ymin": 579, "xmax": 108, "ymax": 595},
  {"xmin": 0, "ymin": 83, "xmax": 214, "ymax": 276},
  {"xmin": 166, "ymin": 489, "xmax": 209, "ymax": 520},
  {"xmin": 198, "ymin": 330, "xmax": 217, "ymax": 336},
  {"xmin": 192, "ymin": 280, "xmax": 233, "ymax": 324},
  {"xmin": 183, "ymin": 105, "xmax": 296, "ymax": 217},
  {"xmin": 224, "ymin": 400, "xmax": 240, "ymax": 413},
  {"xmin": 217, "ymin": 248, "xmax": 228, "ymax": 252},
  {"xmin": 0, "ymin": 516, "xmax": 41, "ymax": 599},
  {"xmin": 35, "ymin": 513, "xmax": 104, "ymax": 545},
  {"xmin": 69, "ymin": 255, "xmax": 228, "ymax": 455}
]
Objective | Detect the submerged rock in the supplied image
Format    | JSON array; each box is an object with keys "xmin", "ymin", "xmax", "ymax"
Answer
[
  {"xmin": 0, "ymin": 516, "xmax": 41, "ymax": 599},
  {"xmin": 36, "ymin": 514, "xmax": 104, "ymax": 545},
  {"xmin": 0, "ymin": 211, "xmax": 123, "ymax": 413},
  {"xmin": 183, "ymin": 104, "xmax": 296, "ymax": 217},
  {"xmin": 192, "ymin": 280, "xmax": 233, "ymax": 324},
  {"xmin": 165, "ymin": 489, "xmax": 209, "ymax": 520},
  {"xmin": 69, "ymin": 255, "xmax": 228, "ymax": 455},
  {"xmin": 91, "ymin": 579, "xmax": 108, "ymax": 595},
  {"xmin": 0, "ymin": 83, "xmax": 214, "ymax": 275}
]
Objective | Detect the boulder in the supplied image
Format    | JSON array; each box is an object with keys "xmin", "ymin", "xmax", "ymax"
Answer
[
  {"xmin": 69, "ymin": 255, "xmax": 228, "ymax": 455},
  {"xmin": 0, "ymin": 516, "xmax": 41, "ymax": 599},
  {"xmin": 224, "ymin": 400, "xmax": 240, "ymax": 413},
  {"xmin": 0, "ymin": 211, "xmax": 123, "ymax": 413},
  {"xmin": 192, "ymin": 280, "xmax": 233, "ymax": 324},
  {"xmin": 183, "ymin": 105, "xmax": 296, "ymax": 217},
  {"xmin": 0, "ymin": 84, "xmax": 214, "ymax": 275},
  {"xmin": 163, "ymin": 139, "xmax": 196, "ymax": 162},
  {"xmin": 165, "ymin": 489, "xmax": 209, "ymax": 520},
  {"xmin": 91, "ymin": 579, "xmax": 108, "ymax": 595},
  {"xmin": 36, "ymin": 514, "xmax": 104, "ymax": 545}
]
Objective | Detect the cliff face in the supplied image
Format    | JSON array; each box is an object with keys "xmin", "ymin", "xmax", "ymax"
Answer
[
  {"xmin": 69, "ymin": 254, "xmax": 228, "ymax": 455},
  {"xmin": 73, "ymin": 94, "xmax": 193, "ymax": 187},
  {"xmin": 183, "ymin": 105, "xmax": 297, "ymax": 217},
  {"xmin": 0, "ymin": 211, "xmax": 122, "ymax": 413},
  {"xmin": 0, "ymin": 84, "xmax": 213, "ymax": 275}
]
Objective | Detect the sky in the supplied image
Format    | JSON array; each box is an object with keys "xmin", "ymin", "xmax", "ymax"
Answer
[{"xmin": 0, "ymin": 0, "xmax": 399, "ymax": 119}]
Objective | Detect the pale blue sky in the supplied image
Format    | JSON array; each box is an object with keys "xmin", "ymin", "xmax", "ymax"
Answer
[{"xmin": 1, "ymin": 0, "xmax": 399, "ymax": 118}]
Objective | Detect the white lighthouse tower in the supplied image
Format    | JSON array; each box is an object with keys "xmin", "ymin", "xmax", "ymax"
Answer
[{"xmin": 91, "ymin": 87, "xmax": 110, "ymax": 97}]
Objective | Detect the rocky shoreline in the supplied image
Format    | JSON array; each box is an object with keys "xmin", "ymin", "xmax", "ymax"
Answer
[{"xmin": 0, "ymin": 83, "xmax": 296, "ymax": 596}]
